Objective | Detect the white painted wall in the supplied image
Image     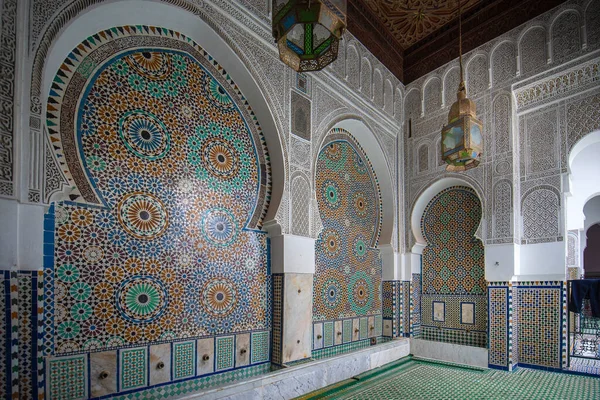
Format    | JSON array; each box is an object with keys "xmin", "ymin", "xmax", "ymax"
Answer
[
  {"xmin": 269, "ymin": 234, "xmax": 316, "ymax": 274},
  {"xmin": 583, "ymin": 196, "xmax": 600, "ymax": 232},
  {"xmin": 518, "ymin": 241, "xmax": 566, "ymax": 279},
  {"xmin": 0, "ymin": 199, "xmax": 45, "ymax": 270},
  {"xmin": 567, "ymin": 131, "xmax": 600, "ymax": 230},
  {"xmin": 485, "ymin": 244, "xmax": 519, "ymax": 281}
]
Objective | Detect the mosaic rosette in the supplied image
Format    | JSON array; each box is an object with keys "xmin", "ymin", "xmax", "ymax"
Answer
[
  {"xmin": 116, "ymin": 276, "xmax": 168, "ymax": 323},
  {"xmin": 313, "ymin": 131, "xmax": 382, "ymax": 322},
  {"xmin": 45, "ymin": 30, "xmax": 271, "ymax": 354},
  {"xmin": 116, "ymin": 192, "xmax": 168, "ymax": 240},
  {"xmin": 118, "ymin": 110, "xmax": 171, "ymax": 160}
]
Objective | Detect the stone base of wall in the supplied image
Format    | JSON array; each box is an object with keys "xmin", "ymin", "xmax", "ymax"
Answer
[
  {"xmin": 410, "ymin": 338, "xmax": 489, "ymax": 368},
  {"xmin": 194, "ymin": 338, "xmax": 410, "ymax": 400}
]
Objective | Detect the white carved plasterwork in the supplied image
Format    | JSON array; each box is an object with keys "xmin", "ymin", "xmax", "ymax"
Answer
[
  {"xmin": 373, "ymin": 69, "xmax": 384, "ymax": 107},
  {"xmin": 551, "ymin": 11, "xmax": 581, "ymax": 63},
  {"xmin": 586, "ymin": 0, "xmax": 600, "ymax": 51},
  {"xmin": 526, "ymin": 109, "xmax": 559, "ymax": 175},
  {"xmin": 514, "ymin": 58, "xmax": 600, "ymax": 111},
  {"xmin": 493, "ymin": 94, "xmax": 512, "ymax": 154},
  {"xmin": 290, "ymin": 135, "xmax": 312, "ymax": 171},
  {"xmin": 346, "ymin": 44, "xmax": 360, "ymax": 90},
  {"xmin": 0, "ymin": 0, "xmax": 17, "ymax": 198},
  {"xmin": 417, "ymin": 143, "xmax": 429, "ymax": 174},
  {"xmin": 522, "ymin": 187, "xmax": 560, "ymax": 242},
  {"xmin": 493, "ymin": 180, "xmax": 513, "ymax": 239},
  {"xmin": 424, "ymin": 78, "xmax": 442, "ymax": 113},
  {"xmin": 361, "ymin": 58, "xmax": 373, "ymax": 99},
  {"xmin": 444, "ymin": 66, "xmax": 460, "ymax": 107},
  {"xmin": 567, "ymin": 230, "xmax": 579, "ymax": 268},
  {"xmin": 566, "ymin": 91, "xmax": 600, "ymax": 151},
  {"xmin": 384, "ymin": 80, "xmax": 394, "ymax": 115},
  {"xmin": 291, "ymin": 175, "xmax": 311, "ymax": 237},
  {"xmin": 466, "ymin": 54, "xmax": 489, "ymax": 97},
  {"xmin": 519, "ymin": 27, "xmax": 547, "ymax": 76},
  {"xmin": 276, "ymin": 188, "xmax": 290, "ymax": 234},
  {"xmin": 491, "ymin": 41, "xmax": 517, "ymax": 87},
  {"xmin": 404, "ymin": 89, "xmax": 422, "ymax": 123}
]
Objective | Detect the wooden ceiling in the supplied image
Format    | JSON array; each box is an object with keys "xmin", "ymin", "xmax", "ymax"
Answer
[{"xmin": 347, "ymin": 0, "xmax": 566, "ymax": 83}]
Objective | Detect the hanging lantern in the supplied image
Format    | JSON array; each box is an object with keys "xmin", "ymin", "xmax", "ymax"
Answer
[
  {"xmin": 441, "ymin": 0, "xmax": 483, "ymax": 171},
  {"xmin": 272, "ymin": 0, "xmax": 347, "ymax": 72}
]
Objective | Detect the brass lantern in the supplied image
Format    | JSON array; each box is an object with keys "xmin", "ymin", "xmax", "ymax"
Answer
[
  {"xmin": 272, "ymin": 0, "xmax": 347, "ymax": 72},
  {"xmin": 441, "ymin": 0, "xmax": 483, "ymax": 171},
  {"xmin": 441, "ymin": 81, "xmax": 483, "ymax": 171}
]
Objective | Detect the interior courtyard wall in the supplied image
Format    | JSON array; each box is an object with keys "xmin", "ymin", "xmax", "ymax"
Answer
[
  {"xmin": 402, "ymin": 0, "xmax": 600, "ymax": 371},
  {"xmin": 0, "ymin": 0, "xmax": 404, "ymax": 398}
]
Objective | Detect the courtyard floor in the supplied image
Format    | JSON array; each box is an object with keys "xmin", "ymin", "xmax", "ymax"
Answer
[{"xmin": 298, "ymin": 357, "xmax": 600, "ymax": 399}]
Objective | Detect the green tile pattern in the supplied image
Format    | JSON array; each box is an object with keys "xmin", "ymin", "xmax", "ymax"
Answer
[
  {"xmin": 301, "ymin": 358, "xmax": 600, "ymax": 400},
  {"xmin": 216, "ymin": 336, "xmax": 235, "ymax": 371},
  {"xmin": 173, "ymin": 341, "xmax": 195, "ymax": 380},
  {"xmin": 47, "ymin": 355, "xmax": 87, "ymax": 400},
  {"xmin": 251, "ymin": 331, "xmax": 270, "ymax": 364},
  {"xmin": 360, "ymin": 318, "xmax": 368, "ymax": 339},
  {"xmin": 324, "ymin": 321, "xmax": 334, "ymax": 347},
  {"xmin": 343, "ymin": 320, "xmax": 352, "ymax": 343},
  {"xmin": 121, "ymin": 347, "xmax": 147, "ymax": 390},
  {"xmin": 112, "ymin": 363, "xmax": 271, "ymax": 399}
]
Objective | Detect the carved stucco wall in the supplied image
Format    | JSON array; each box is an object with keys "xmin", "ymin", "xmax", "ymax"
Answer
[{"xmin": 402, "ymin": 0, "xmax": 600, "ymax": 252}]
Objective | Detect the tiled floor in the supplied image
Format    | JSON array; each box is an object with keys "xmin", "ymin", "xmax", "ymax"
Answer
[{"xmin": 298, "ymin": 357, "xmax": 600, "ymax": 399}]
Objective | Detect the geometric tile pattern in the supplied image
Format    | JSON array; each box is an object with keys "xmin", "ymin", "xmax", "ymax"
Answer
[
  {"xmin": 313, "ymin": 130, "xmax": 383, "ymax": 323},
  {"xmin": 421, "ymin": 187, "xmax": 485, "ymax": 295},
  {"xmin": 17, "ymin": 273, "xmax": 33, "ymax": 399},
  {"xmin": 420, "ymin": 187, "xmax": 486, "ymax": 347},
  {"xmin": 324, "ymin": 321, "xmax": 334, "ymax": 347},
  {"xmin": 110, "ymin": 362, "xmax": 272, "ymax": 399},
  {"xmin": 46, "ymin": 355, "xmax": 87, "ymax": 400},
  {"xmin": 411, "ymin": 274, "xmax": 421, "ymax": 337},
  {"xmin": 216, "ymin": 336, "xmax": 235, "ymax": 371},
  {"xmin": 120, "ymin": 347, "xmax": 147, "ymax": 391},
  {"xmin": 488, "ymin": 285, "xmax": 509, "ymax": 368},
  {"xmin": 44, "ymin": 27, "xmax": 272, "ymax": 354},
  {"xmin": 173, "ymin": 341, "xmax": 195, "ymax": 380},
  {"xmin": 515, "ymin": 282, "xmax": 563, "ymax": 369},
  {"xmin": 302, "ymin": 358, "xmax": 600, "ymax": 399},
  {"xmin": 271, "ymin": 274, "xmax": 283, "ymax": 365},
  {"xmin": 312, "ymin": 337, "xmax": 392, "ymax": 360},
  {"xmin": 250, "ymin": 331, "xmax": 270, "ymax": 364},
  {"xmin": 402, "ymin": 281, "xmax": 410, "ymax": 337}
]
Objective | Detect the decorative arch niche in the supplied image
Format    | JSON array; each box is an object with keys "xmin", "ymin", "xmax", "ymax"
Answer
[
  {"xmin": 44, "ymin": 26, "xmax": 273, "ymax": 355},
  {"xmin": 420, "ymin": 186, "xmax": 487, "ymax": 348},
  {"xmin": 313, "ymin": 128, "xmax": 383, "ymax": 327}
]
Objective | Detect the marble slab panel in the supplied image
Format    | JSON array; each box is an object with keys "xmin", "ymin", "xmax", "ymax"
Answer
[
  {"xmin": 334, "ymin": 320, "xmax": 343, "ymax": 345},
  {"xmin": 90, "ymin": 351, "xmax": 117, "ymax": 398},
  {"xmin": 352, "ymin": 318, "xmax": 360, "ymax": 341},
  {"xmin": 313, "ymin": 323, "xmax": 323, "ymax": 350},
  {"xmin": 197, "ymin": 338, "xmax": 215, "ymax": 376},
  {"xmin": 150, "ymin": 344, "xmax": 171, "ymax": 386},
  {"xmin": 236, "ymin": 334, "xmax": 250, "ymax": 368},
  {"xmin": 410, "ymin": 338, "xmax": 488, "ymax": 368},
  {"xmin": 282, "ymin": 273, "xmax": 313, "ymax": 363},
  {"xmin": 383, "ymin": 318, "xmax": 393, "ymax": 337},
  {"xmin": 368, "ymin": 316, "xmax": 375, "ymax": 338}
]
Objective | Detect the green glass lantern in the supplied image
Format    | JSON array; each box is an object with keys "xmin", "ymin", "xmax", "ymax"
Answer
[
  {"xmin": 440, "ymin": 0, "xmax": 483, "ymax": 171},
  {"xmin": 272, "ymin": 0, "xmax": 346, "ymax": 72}
]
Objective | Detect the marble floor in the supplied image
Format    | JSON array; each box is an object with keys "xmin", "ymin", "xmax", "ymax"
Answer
[{"xmin": 298, "ymin": 357, "xmax": 600, "ymax": 399}]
